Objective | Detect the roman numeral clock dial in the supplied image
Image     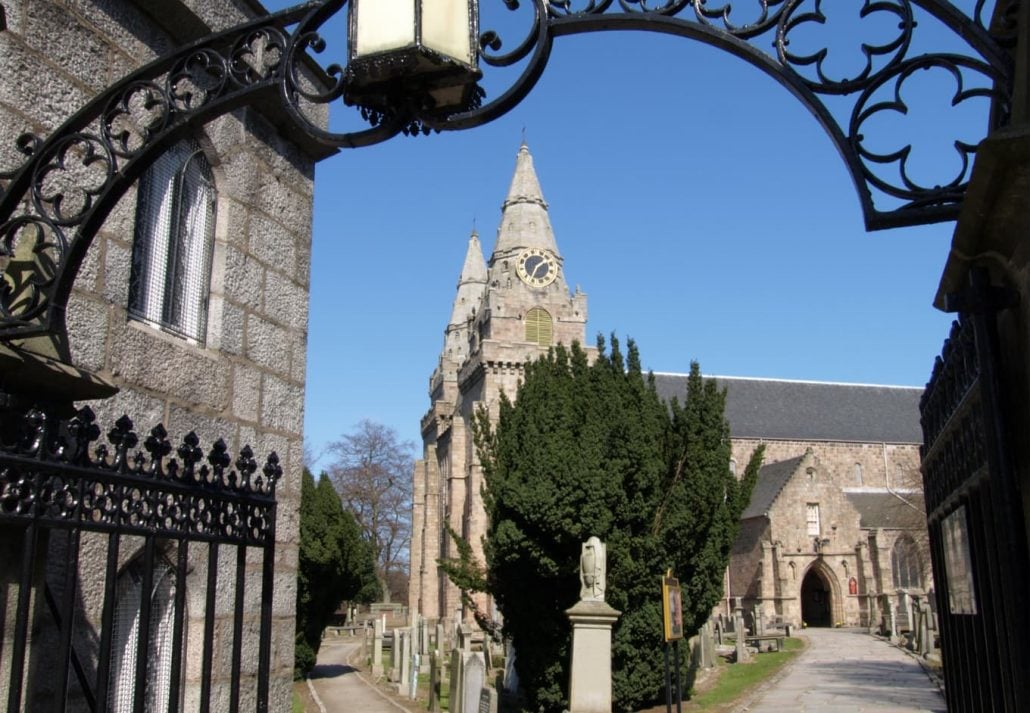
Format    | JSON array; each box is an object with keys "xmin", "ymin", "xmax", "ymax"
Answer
[{"xmin": 516, "ymin": 249, "xmax": 558, "ymax": 287}]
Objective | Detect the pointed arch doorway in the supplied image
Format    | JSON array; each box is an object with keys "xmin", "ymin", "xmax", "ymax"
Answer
[{"xmin": 801, "ymin": 567, "xmax": 834, "ymax": 627}]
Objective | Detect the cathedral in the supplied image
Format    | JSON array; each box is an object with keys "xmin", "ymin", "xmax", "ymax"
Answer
[{"xmin": 409, "ymin": 143, "xmax": 932, "ymax": 634}]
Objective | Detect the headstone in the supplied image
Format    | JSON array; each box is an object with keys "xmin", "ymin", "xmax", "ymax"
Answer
[
  {"xmin": 478, "ymin": 687, "xmax": 498, "ymax": 713},
  {"xmin": 715, "ymin": 619, "xmax": 723, "ymax": 645},
  {"xmin": 398, "ymin": 630, "xmax": 412, "ymax": 696},
  {"xmin": 449, "ymin": 649, "xmax": 464, "ymax": 713},
  {"xmin": 887, "ymin": 602, "xmax": 897, "ymax": 642},
  {"xmin": 410, "ymin": 652, "xmax": 420, "ymax": 699},
  {"xmin": 459, "ymin": 624, "xmax": 472, "ymax": 653},
  {"xmin": 462, "ymin": 653, "xmax": 486, "ymax": 713},
  {"xmin": 429, "ymin": 650, "xmax": 441, "ymax": 713},
  {"xmin": 734, "ymin": 612, "xmax": 749, "ymax": 663},
  {"xmin": 421, "ymin": 618, "xmax": 430, "ymax": 656},
  {"xmin": 567, "ymin": 599, "xmax": 621, "ymax": 712},
  {"xmin": 436, "ymin": 623, "xmax": 446, "ymax": 654},
  {"xmin": 390, "ymin": 629, "xmax": 401, "ymax": 681},
  {"xmin": 753, "ymin": 605, "xmax": 763, "ymax": 635},
  {"xmin": 372, "ymin": 618, "xmax": 385, "ymax": 676}
]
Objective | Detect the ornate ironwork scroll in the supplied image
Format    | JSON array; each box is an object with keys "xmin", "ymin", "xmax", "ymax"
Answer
[
  {"xmin": 0, "ymin": 406, "xmax": 281, "ymax": 544},
  {"xmin": 0, "ymin": 0, "xmax": 1018, "ymax": 342}
]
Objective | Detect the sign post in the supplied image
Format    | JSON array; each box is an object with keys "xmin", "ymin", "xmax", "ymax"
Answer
[{"xmin": 662, "ymin": 570, "xmax": 684, "ymax": 713}]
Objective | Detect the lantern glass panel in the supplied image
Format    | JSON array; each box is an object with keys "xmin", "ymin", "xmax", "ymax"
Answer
[
  {"xmin": 422, "ymin": 0, "xmax": 473, "ymax": 65},
  {"xmin": 354, "ymin": 0, "xmax": 415, "ymax": 57}
]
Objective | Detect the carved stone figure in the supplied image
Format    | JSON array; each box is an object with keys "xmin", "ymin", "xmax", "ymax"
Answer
[{"xmin": 580, "ymin": 536, "xmax": 606, "ymax": 602}]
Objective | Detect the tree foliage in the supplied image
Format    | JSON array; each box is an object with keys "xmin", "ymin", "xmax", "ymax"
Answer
[
  {"xmin": 328, "ymin": 420, "xmax": 415, "ymax": 601},
  {"xmin": 295, "ymin": 469, "xmax": 379, "ymax": 678},
  {"xmin": 474, "ymin": 337, "xmax": 762, "ymax": 711}
]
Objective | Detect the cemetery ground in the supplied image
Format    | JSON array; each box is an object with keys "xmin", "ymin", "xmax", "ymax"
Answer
[{"xmin": 294, "ymin": 627, "xmax": 943, "ymax": 712}]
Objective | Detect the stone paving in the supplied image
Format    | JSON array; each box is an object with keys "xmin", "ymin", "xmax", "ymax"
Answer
[
  {"xmin": 738, "ymin": 629, "xmax": 945, "ymax": 713},
  {"xmin": 308, "ymin": 639, "xmax": 418, "ymax": 713}
]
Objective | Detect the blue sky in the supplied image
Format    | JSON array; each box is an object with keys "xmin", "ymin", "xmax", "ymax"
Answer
[{"xmin": 262, "ymin": 2, "xmax": 992, "ymax": 467}]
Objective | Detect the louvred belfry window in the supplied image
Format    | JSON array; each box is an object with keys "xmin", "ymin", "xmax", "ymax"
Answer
[
  {"xmin": 128, "ymin": 138, "xmax": 216, "ymax": 343},
  {"xmin": 525, "ymin": 307, "xmax": 553, "ymax": 347}
]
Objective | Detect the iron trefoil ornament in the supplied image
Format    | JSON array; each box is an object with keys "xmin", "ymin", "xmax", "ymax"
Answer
[{"xmin": 0, "ymin": 0, "xmax": 1019, "ymax": 344}]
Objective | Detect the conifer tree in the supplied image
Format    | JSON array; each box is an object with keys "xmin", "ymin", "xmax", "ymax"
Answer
[
  {"xmin": 295, "ymin": 469, "xmax": 380, "ymax": 678},
  {"xmin": 473, "ymin": 339, "xmax": 761, "ymax": 710}
]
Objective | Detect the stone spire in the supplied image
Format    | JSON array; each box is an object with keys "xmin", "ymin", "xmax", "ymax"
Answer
[
  {"xmin": 449, "ymin": 230, "xmax": 488, "ymax": 328},
  {"xmin": 491, "ymin": 141, "xmax": 560, "ymax": 259}
]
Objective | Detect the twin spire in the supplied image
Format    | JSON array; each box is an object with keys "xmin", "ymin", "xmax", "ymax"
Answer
[{"xmin": 448, "ymin": 140, "xmax": 561, "ymax": 329}]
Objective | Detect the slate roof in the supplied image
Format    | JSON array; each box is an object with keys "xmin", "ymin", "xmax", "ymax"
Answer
[
  {"xmin": 741, "ymin": 456, "xmax": 805, "ymax": 520},
  {"xmin": 845, "ymin": 491, "xmax": 926, "ymax": 529},
  {"xmin": 652, "ymin": 373, "xmax": 923, "ymax": 444}
]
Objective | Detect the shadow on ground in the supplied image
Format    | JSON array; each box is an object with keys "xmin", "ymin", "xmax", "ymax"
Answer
[{"xmin": 310, "ymin": 664, "xmax": 358, "ymax": 679}]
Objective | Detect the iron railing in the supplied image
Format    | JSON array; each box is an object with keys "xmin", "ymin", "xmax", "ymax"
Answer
[
  {"xmin": 0, "ymin": 405, "xmax": 281, "ymax": 713},
  {"xmin": 920, "ymin": 269, "xmax": 1030, "ymax": 713}
]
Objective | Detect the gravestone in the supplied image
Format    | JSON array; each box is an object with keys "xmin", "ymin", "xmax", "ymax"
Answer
[
  {"xmin": 429, "ymin": 650, "xmax": 441, "ymax": 713},
  {"xmin": 372, "ymin": 618, "xmax": 384, "ymax": 676},
  {"xmin": 390, "ymin": 629, "xmax": 401, "ymax": 681},
  {"xmin": 436, "ymin": 622, "xmax": 446, "ymax": 654},
  {"xmin": 715, "ymin": 619, "xmax": 723, "ymax": 645},
  {"xmin": 459, "ymin": 624, "xmax": 472, "ymax": 653},
  {"xmin": 462, "ymin": 653, "xmax": 486, "ymax": 713},
  {"xmin": 449, "ymin": 649, "xmax": 464, "ymax": 713},
  {"xmin": 398, "ymin": 630, "xmax": 412, "ymax": 696},
  {"xmin": 421, "ymin": 618, "xmax": 430, "ymax": 656},
  {"xmin": 734, "ymin": 611, "xmax": 749, "ymax": 663},
  {"xmin": 478, "ymin": 686, "xmax": 498, "ymax": 713},
  {"xmin": 753, "ymin": 605, "xmax": 763, "ymax": 636}
]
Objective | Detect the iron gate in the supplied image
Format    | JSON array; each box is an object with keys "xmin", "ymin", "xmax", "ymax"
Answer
[
  {"xmin": 920, "ymin": 268, "xmax": 1030, "ymax": 712},
  {"xmin": 0, "ymin": 404, "xmax": 281, "ymax": 712}
]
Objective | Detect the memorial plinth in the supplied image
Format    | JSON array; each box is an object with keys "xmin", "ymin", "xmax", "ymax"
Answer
[{"xmin": 566, "ymin": 599, "xmax": 621, "ymax": 713}]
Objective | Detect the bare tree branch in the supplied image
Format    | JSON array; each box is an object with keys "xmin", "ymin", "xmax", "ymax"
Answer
[{"xmin": 327, "ymin": 420, "xmax": 414, "ymax": 601}]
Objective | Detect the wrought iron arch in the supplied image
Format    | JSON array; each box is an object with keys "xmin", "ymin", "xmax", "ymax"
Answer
[{"xmin": 0, "ymin": 0, "xmax": 1018, "ymax": 342}]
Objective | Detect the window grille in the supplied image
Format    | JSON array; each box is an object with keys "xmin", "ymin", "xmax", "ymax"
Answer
[
  {"xmin": 525, "ymin": 307, "xmax": 553, "ymax": 347},
  {"xmin": 109, "ymin": 559, "xmax": 180, "ymax": 712},
  {"xmin": 128, "ymin": 138, "xmax": 216, "ymax": 343},
  {"xmin": 806, "ymin": 503, "xmax": 821, "ymax": 537}
]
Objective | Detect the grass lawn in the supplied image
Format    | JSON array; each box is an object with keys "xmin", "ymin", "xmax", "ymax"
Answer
[{"xmin": 681, "ymin": 637, "xmax": 804, "ymax": 710}]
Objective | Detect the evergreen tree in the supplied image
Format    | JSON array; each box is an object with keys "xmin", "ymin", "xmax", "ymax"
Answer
[
  {"xmin": 295, "ymin": 469, "xmax": 380, "ymax": 678},
  {"xmin": 473, "ymin": 338, "xmax": 761, "ymax": 711}
]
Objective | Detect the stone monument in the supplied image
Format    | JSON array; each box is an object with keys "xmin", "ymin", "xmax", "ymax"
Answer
[{"xmin": 567, "ymin": 537, "xmax": 621, "ymax": 713}]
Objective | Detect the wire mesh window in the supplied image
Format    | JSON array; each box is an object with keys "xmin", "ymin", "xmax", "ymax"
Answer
[
  {"xmin": 109, "ymin": 558, "xmax": 181, "ymax": 712},
  {"xmin": 806, "ymin": 503, "xmax": 821, "ymax": 537},
  {"xmin": 891, "ymin": 535, "xmax": 922, "ymax": 590},
  {"xmin": 525, "ymin": 307, "xmax": 553, "ymax": 347},
  {"xmin": 128, "ymin": 138, "xmax": 216, "ymax": 343}
]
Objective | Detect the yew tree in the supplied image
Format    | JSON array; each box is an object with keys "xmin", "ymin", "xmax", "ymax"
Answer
[{"xmin": 473, "ymin": 337, "xmax": 761, "ymax": 711}]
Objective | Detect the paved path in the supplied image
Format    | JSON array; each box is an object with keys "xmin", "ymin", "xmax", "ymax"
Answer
[
  {"xmin": 739, "ymin": 629, "xmax": 945, "ymax": 713},
  {"xmin": 308, "ymin": 640, "xmax": 415, "ymax": 713}
]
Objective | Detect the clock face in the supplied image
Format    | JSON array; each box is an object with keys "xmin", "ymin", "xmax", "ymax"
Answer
[{"xmin": 516, "ymin": 249, "xmax": 558, "ymax": 287}]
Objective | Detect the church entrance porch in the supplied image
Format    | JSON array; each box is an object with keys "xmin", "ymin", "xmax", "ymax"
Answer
[{"xmin": 801, "ymin": 568, "xmax": 833, "ymax": 627}]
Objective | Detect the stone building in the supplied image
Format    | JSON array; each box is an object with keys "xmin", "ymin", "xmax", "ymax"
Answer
[
  {"xmin": 410, "ymin": 145, "xmax": 932, "ymax": 636},
  {"xmin": 654, "ymin": 376, "xmax": 931, "ymax": 631},
  {"xmin": 1, "ymin": 1, "xmax": 326, "ymax": 710}
]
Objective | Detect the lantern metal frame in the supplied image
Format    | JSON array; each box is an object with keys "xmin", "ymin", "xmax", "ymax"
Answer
[{"xmin": 0, "ymin": 0, "xmax": 1020, "ymax": 342}]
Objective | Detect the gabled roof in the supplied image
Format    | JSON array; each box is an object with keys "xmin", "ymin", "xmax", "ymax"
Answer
[
  {"xmin": 742, "ymin": 456, "xmax": 805, "ymax": 520},
  {"xmin": 845, "ymin": 491, "xmax": 926, "ymax": 530},
  {"xmin": 652, "ymin": 374, "xmax": 923, "ymax": 444}
]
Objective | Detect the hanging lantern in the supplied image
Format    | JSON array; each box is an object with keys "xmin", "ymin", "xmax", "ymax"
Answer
[{"xmin": 345, "ymin": 0, "xmax": 482, "ymax": 117}]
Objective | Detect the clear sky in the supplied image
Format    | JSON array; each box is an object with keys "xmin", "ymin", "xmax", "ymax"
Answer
[{"xmin": 262, "ymin": 2, "xmax": 989, "ymax": 468}]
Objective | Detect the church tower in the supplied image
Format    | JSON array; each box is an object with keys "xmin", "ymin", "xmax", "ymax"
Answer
[{"xmin": 410, "ymin": 142, "xmax": 590, "ymax": 626}]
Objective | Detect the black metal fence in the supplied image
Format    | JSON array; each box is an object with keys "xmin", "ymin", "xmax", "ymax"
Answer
[
  {"xmin": 920, "ymin": 271, "xmax": 1030, "ymax": 712},
  {"xmin": 0, "ymin": 405, "xmax": 281, "ymax": 712}
]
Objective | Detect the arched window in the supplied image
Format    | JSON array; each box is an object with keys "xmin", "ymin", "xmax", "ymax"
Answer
[
  {"xmin": 525, "ymin": 307, "xmax": 553, "ymax": 346},
  {"xmin": 891, "ymin": 535, "xmax": 922, "ymax": 590},
  {"xmin": 109, "ymin": 557, "xmax": 182, "ymax": 712},
  {"xmin": 729, "ymin": 459, "xmax": 737, "ymax": 476},
  {"xmin": 129, "ymin": 138, "xmax": 216, "ymax": 343},
  {"xmin": 853, "ymin": 462, "xmax": 863, "ymax": 484}
]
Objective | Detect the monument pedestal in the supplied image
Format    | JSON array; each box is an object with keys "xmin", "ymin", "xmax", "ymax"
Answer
[{"xmin": 566, "ymin": 600, "xmax": 621, "ymax": 713}]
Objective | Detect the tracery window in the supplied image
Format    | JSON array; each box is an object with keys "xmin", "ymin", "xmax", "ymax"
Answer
[
  {"xmin": 109, "ymin": 557, "xmax": 182, "ymax": 712},
  {"xmin": 806, "ymin": 503, "xmax": 821, "ymax": 537},
  {"xmin": 128, "ymin": 138, "xmax": 216, "ymax": 343},
  {"xmin": 891, "ymin": 535, "xmax": 922, "ymax": 590},
  {"xmin": 525, "ymin": 307, "xmax": 553, "ymax": 346}
]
